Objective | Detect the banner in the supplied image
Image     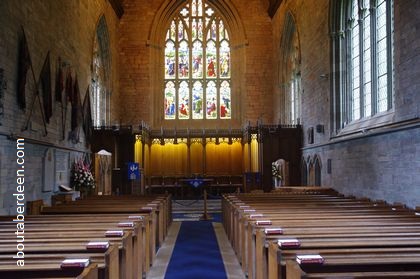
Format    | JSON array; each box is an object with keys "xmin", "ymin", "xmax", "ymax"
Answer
[
  {"xmin": 127, "ymin": 162, "xmax": 140, "ymax": 180},
  {"xmin": 17, "ymin": 28, "xmax": 31, "ymax": 109}
]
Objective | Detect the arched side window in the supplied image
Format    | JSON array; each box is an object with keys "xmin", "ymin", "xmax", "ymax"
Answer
[
  {"xmin": 164, "ymin": 0, "xmax": 231, "ymax": 121},
  {"xmin": 313, "ymin": 155, "xmax": 322, "ymax": 186},
  {"xmin": 308, "ymin": 155, "xmax": 322, "ymax": 186},
  {"xmin": 332, "ymin": 0, "xmax": 394, "ymax": 131},
  {"xmin": 92, "ymin": 15, "xmax": 111, "ymax": 127},
  {"xmin": 301, "ymin": 157, "xmax": 308, "ymax": 186},
  {"xmin": 279, "ymin": 12, "xmax": 301, "ymax": 125}
]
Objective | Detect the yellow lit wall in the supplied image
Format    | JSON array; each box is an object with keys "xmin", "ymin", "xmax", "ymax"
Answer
[
  {"xmin": 250, "ymin": 137, "xmax": 259, "ymax": 172},
  {"xmin": 190, "ymin": 141, "xmax": 203, "ymax": 174},
  {"xmin": 143, "ymin": 138, "xmax": 245, "ymax": 176}
]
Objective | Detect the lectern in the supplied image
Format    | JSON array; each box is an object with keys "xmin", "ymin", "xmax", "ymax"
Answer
[{"xmin": 179, "ymin": 178, "xmax": 213, "ymax": 220}]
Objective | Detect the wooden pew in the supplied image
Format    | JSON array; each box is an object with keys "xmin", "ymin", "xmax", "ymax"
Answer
[
  {"xmin": 285, "ymin": 254, "xmax": 420, "ymax": 278},
  {"xmin": 0, "ymin": 216, "xmax": 138, "ymax": 278},
  {"xmin": 15, "ymin": 212, "xmax": 148, "ymax": 276},
  {"xmin": 0, "ymin": 223, "xmax": 127, "ymax": 278},
  {"xmin": 222, "ymin": 189, "xmax": 420, "ymax": 279},
  {"xmin": 38, "ymin": 194, "xmax": 171, "ymax": 277},
  {"xmin": 0, "ymin": 194, "xmax": 171, "ymax": 279},
  {"xmin": 0, "ymin": 246, "xmax": 117, "ymax": 278},
  {"xmin": 0, "ymin": 262, "xmax": 98, "ymax": 279},
  {"xmin": 40, "ymin": 204, "xmax": 155, "ymax": 271}
]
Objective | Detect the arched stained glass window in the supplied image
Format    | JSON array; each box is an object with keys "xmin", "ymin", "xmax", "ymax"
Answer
[
  {"xmin": 92, "ymin": 15, "xmax": 111, "ymax": 127},
  {"xmin": 164, "ymin": 0, "xmax": 231, "ymax": 120}
]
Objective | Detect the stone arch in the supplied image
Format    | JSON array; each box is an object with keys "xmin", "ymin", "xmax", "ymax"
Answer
[
  {"xmin": 300, "ymin": 157, "xmax": 308, "ymax": 186},
  {"xmin": 307, "ymin": 154, "xmax": 322, "ymax": 186},
  {"xmin": 149, "ymin": 0, "xmax": 247, "ymax": 47},
  {"xmin": 313, "ymin": 154, "xmax": 322, "ymax": 186}
]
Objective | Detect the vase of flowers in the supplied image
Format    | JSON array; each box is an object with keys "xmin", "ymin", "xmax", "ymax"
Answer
[
  {"xmin": 71, "ymin": 157, "xmax": 95, "ymax": 197},
  {"xmin": 272, "ymin": 161, "xmax": 282, "ymax": 189}
]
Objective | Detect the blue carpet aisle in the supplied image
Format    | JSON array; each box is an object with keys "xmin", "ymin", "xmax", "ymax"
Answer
[{"xmin": 164, "ymin": 220, "xmax": 227, "ymax": 279}]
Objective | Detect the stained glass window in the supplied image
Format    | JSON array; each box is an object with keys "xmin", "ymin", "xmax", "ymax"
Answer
[
  {"xmin": 164, "ymin": 0, "xmax": 231, "ymax": 120},
  {"xmin": 344, "ymin": 0, "xmax": 393, "ymax": 125},
  {"xmin": 92, "ymin": 15, "xmax": 111, "ymax": 127}
]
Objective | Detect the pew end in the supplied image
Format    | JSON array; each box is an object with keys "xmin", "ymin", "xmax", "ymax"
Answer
[
  {"xmin": 77, "ymin": 263, "xmax": 99, "ymax": 279},
  {"xmin": 26, "ymin": 199, "xmax": 44, "ymax": 215},
  {"xmin": 286, "ymin": 260, "xmax": 306, "ymax": 279}
]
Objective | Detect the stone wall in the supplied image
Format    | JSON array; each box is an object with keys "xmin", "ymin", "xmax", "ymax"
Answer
[
  {"xmin": 118, "ymin": 0, "xmax": 273, "ymax": 127},
  {"xmin": 272, "ymin": 0, "xmax": 420, "ymax": 208},
  {"xmin": 0, "ymin": 0, "xmax": 120, "ymax": 214},
  {"xmin": 304, "ymin": 127, "xmax": 420, "ymax": 208}
]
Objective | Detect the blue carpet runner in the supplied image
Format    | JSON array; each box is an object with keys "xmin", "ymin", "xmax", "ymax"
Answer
[{"xmin": 164, "ymin": 220, "xmax": 227, "ymax": 279}]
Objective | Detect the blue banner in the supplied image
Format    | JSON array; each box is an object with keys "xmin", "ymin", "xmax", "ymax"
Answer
[
  {"xmin": 127, "ymin": 162, "xmax": 140, "ymax": 180},
  {"xmin": 188, "ymin": 178, "xmax": 204, "ymax": 188}
]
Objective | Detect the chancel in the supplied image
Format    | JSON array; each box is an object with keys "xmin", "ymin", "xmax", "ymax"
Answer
[{"xmin": 0, "ymin": 0, "xmax": 419, "ymax": 278}]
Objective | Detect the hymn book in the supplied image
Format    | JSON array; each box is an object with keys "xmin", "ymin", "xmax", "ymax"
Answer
[
  {"xmin": 250, "ymin": 214, "xmax": 263, "ymax": 218},
  {"xmin": 128, "ymin": 215, "xmax": 144, "ymax": 220},
  {"xmin": 277, "ymin": 238, "xmax": 301, "ymax": 248},
  {"xmin": 118, "ymin": 221, "xmax": 134, "ymax": 227},
  {"xmin": 256, "ymin": 220, "xmax": 272, "ymax": 226},
  {"xmin": 61, "ymin": 258, "xmax": 90, "ymax": 268},
  {"xmin": 296, "ymin": 254, "xmax": 324, "ymax": 264},
  {"xmin": 105, "ymin": 230, "xmax": 124, "ymax": 237},
  {"xmin": 86, "ymin": 241, "xmax": 110, "ymax": 250},
  {"xmin": 264, "ymin": 228, "xmax": 283, "ymax": 235}
]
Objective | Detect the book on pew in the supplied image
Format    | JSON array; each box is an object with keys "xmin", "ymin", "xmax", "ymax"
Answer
[
  {"xmin": 128, "ymin": 215, "xmax": 144, "ymax": 220},
  {"xmin": 239, "ymin": 205, "xmax": 250, "ymax": 208},
  {"xmin": 141, "ymin": 206, "xmax": 153, "ymax": 212},
  {"xmin": 277, "ymin": 238, "xmax": 301, "ymax": 248},
  {"xmin": 61, "ymin": 258, "xmax": 90, "ymax": 268},
  {"xmin": 256, "ymin": 220, "xmax": 272, "ymax": 226},
  {"xmin": 250, "ymin": 213, "xmax": 264, "ymax": 219},
  {"xmin": 86, "ymin": 241, "xmax": 110, "ymax": 250},
  {"xmin": 105, "ymin": 230, "xmax": 124, "ymax": 237},
  {"xmin": 296, "ymin": 254, "xmax": 324, "ymax": 264},
  {"xmin": 243, "ymin": 209, "xmax": 256, "ymax": 212},
  {"xmin": 59, "ymin": 184, "xmax": 73, "ymax": 192},
  {"xmin": 264, "ymin": 228, "xmax": 283, "ymax": 235},
  {"xmin": 118, "ymin": 221, "xmax": 135, "ymax": 228}
]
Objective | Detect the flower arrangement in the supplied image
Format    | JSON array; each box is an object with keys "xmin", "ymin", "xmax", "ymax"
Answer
[
  {"xmin": 272, "ymin": 161, "xmax": 282, "ymax": 180},
  {"xmin": 71, "ymin": 157, "xmax": 95, "ymax": 192}
]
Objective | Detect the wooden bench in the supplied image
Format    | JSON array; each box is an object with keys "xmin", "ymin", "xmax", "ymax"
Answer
[
  {"xmin": 0, "ymin": 194, "xmax": 171, "ymax": 279},
  {"xmin": 0, "ymin": 218, "xmax": 132, "ymax": 278},
  {"xmin": 285, "ymin": 253, "xmax": 420, "ymax": 279},
  {"xmin": 0, "ymin": 262, "xmax": 98, "ymax": 279},
  {"xmin": 40, "ymin": 196, "xmax": 170, "ymax": 271},
  {"xmin": 222, "ymin": 189, "xmax": 420, "ymax": 279}
]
